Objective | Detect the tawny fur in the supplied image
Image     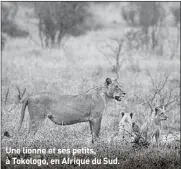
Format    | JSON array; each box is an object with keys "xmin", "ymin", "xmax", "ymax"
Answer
[
  {"xmin": 119, "ymin": 112, "xmax": 133, "ymax": 140},
  {"xmin": 140, "ymin": 106, "xmax": 167, "ymax": 143},
  {"xmin": 18, "ymin": 78, "xmax": 126, "ymax": 143}
]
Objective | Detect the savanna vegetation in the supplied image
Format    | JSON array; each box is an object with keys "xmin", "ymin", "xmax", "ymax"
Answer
[{"xmin": 1, "ymin": 2, "xmax": 180, "ymax": 169}]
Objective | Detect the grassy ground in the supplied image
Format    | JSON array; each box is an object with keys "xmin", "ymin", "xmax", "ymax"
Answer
[
  {"xmin": 1, "ymin": 2, "xmax": 180, "ymax": 169},
  {"xmin": 1, "ymin": 140, "xmax": 180, "ymax": 169}
]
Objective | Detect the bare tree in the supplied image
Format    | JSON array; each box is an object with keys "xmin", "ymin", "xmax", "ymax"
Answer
[
  {"xmin": 2, "ymin": 86, "xmax": 27, "ymax": 113},
  {"xmin": 4, "ymin": 88, "xmax": 10, "ymax": 106},
  {"xmin": 135, "ymin": 72, "xmax": 180, "ymax": 113},
  {"xmin": 16, "ymin": 86, "xmax": 26, "ymax": 104},
  {"xmin": 98, "ymin": 37, "xmax": 125, "ymax": 79}
]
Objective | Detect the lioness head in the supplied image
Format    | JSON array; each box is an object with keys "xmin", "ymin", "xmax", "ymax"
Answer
[
  {"xmin": 104, "ymin": 78, "xmax": 126, "ymax": 101},
  {"xmin": 154, "ymin": 105, "xmax": 167, "ymax": 121}
]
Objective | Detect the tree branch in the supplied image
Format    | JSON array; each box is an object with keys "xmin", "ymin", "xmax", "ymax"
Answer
[{"xmin": 97, "ymin": 46, "xmax": 114, "ymax": 66}]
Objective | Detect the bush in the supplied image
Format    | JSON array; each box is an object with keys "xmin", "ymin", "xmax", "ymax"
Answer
[
  {"xmin": 122, "ymin": 2, "xmax": 164, "ymax": 27},
  {"xmin": 1, "ymin": 2, "xmax": 29, "ymax": 49},
  {"xmin": 122, "ymin": 2, "xmax": 165, "ymax": 53},
  {"xmin": 2, "ymin": 20, "xmax": 29, "ymax": 38},
  {"xmin": 121, "ymin": 3, "xmax": 138, "ymax": 26},
  {"xmin": 34, "ymin": 2, "xmax": 92, "ymax": 48},
  {"xmin": 171, "ymin": 6, "xmax": 180, "ymax": 25}
]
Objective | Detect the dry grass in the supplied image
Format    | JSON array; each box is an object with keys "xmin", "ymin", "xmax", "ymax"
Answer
[
  {"xmin": 1, "ymin": 2, "xmax": 180, "ymax": 169},
  {"xmin": 1, "ymin": 140, "xmax": 180, "ymax": 169}
]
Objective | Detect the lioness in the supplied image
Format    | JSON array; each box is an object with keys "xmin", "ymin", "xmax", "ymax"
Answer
[
  {"xmin": 18, "ymin": 78, "xmax": 125, "ymax": 143},
  {"xmin": 118, "ymin": 112, "xmax": 133, "ymax": 140},
  {"xmin": 140, "ymin": 105, "xmax": 167, "ymax": 143}
]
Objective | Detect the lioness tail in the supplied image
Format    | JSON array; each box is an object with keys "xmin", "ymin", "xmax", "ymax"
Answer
[{"xmin": 18, "ymin": 98, "xmax": 28, "ymax": 132}]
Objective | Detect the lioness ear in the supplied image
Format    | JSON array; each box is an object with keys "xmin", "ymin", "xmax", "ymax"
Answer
[
  {"xmin": 121, "ymin": 112, "xmax": 125, "ymax": 117},
  {"xmin": 130, "ymin": 113, "xmax": 133, "ymax": 118},
  {"xmin": 155, "ymin": 107, "xmax": 159, "ymax": 115},
  {"xmin": 160, "ymin": 105, "xmax": 165, "ymax": 111},
  {"xmin": 105, "ymin": 78, "xmax": 112, "ymax": 86},
  {"xmin": 132, "ymin": 122, "xmax": 135, "ymax": 127}
]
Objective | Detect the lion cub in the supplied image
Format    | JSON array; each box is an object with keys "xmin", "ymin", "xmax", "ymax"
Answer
[
  {"xmin": 140, "ymin": 106, "xmax": 167, "ymax": 143},
  {"xmin": 119, "ymin": 112, "xmax": 133, "ymax": 140}
]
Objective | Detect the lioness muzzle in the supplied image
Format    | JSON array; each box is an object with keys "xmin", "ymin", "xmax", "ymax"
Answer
[{"xmin": 18, "ymin": 78, "xmax": 126, "ymax": 143}]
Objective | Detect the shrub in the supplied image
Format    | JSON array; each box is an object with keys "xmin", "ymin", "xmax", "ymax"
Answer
[
  {"xmin": 2, "ymin": 20, "xmax": 29, "ymax": 38},
  {"xmin": 34, "ymin": 2, "xmax": 92, "ymax": 48},
  {"xmin": 1, "ymin": 2, "xmax": 29, "ymax": 49},
  {"xmin": 171, "ymin": 6, "xmax": 180, "ymax": 25},
  {"xmin": 122, "ymin": 2, "xmax": 165, "ymax": 53}
]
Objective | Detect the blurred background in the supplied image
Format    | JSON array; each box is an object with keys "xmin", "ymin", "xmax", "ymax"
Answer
[{"xmin": 1, "ymin": 2, "xmax": 180, "ymax": 146}]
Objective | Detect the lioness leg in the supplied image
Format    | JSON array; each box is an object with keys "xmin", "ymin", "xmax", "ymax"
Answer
[
  {"xmin": 155, "ymin": 130, "xmax": 160, "ymax": 144},
  {"xmin": 90, "ymin": 118, "xmax": 102, "ymax": 143},
  {"xmin": 89, "ymin": 121, "xmax": 93, "ymax": 135},
  {"xmin": 29, "ymin": 120, "xmax": 43, "ymax": 135},
  {"xmin": 23, "ymin": 119, "xmax": 45, "ymax": 147},
  {"xmin": 28, "ymin": 103, "xmax": 46, "ymax": 137}
]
